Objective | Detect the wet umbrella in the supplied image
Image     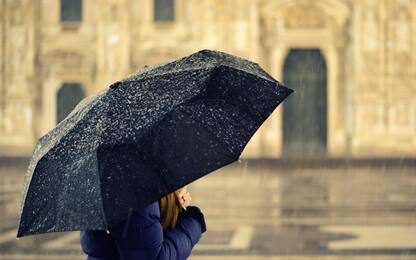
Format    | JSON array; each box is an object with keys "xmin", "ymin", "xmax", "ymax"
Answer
[{"xmin": 17, "ymin": 49, "xmax": 293, "ymax": 238}]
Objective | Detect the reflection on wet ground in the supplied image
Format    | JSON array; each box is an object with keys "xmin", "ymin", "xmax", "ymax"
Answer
[{"xmin": 0, "ymin": 160, "xmax": 415, "ymax": 259}]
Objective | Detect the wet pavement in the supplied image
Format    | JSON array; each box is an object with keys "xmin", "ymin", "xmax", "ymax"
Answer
[{"xmin": 0, "ymin": 160, "xmax": 415, "ymax": 259}]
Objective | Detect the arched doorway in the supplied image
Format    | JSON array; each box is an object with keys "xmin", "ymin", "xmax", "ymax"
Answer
[
  {"xmin": 57, "ymin": 83, "xmax": 85, "ymax": 124},
  {"xmin": 283, "ymin": 49, "xmax": 327, "ymax": 158}
]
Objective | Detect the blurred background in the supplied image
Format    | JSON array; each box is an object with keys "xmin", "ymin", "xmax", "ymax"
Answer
[{"xmin": 0, "ymin": 0, "xmax": 415, "ymax": 259}]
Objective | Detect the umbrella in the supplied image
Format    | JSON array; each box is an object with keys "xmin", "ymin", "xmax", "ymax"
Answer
[{"xmin": 17, "ymin": 49, "xmax": 293, "ymax": 237}]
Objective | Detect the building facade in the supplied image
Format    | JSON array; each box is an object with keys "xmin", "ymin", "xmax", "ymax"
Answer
[{"xmin": 0, "ymin": 0, "xmax": 415, "ymax": 158}]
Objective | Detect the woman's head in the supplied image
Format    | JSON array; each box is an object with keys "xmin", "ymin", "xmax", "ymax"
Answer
[{"xmin": 159, "ymin": 185, "xmax": 191, "ymax": 231}]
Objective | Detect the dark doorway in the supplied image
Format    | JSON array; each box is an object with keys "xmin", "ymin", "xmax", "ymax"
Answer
[
  {"xmin": 283, "ymin": 49, "xmax": 327, "ymax": 158},
  {"xmin": 57, "ymin": 83, "xmax": 85, "ymax": 124}
]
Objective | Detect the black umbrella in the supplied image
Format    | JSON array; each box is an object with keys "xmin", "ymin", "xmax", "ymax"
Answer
[{"xmin": 17, "ymin": 49, "xmax": 293, "ymax": 237}]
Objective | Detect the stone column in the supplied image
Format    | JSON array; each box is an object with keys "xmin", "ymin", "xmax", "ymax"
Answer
[
  {"xmin": 0, "ymin": 0, "xmax": 37, "ymax": 156},
  {"xmin": 95, "ymin": 0, "xmax": 131, "ymax": 90},
  {"xmin": 352, "ymin": 0, "xmax": 416, "ymax": 156},
  {"xmin": 0, "ymin": 1, "xmax": 5, "ymax": 135}
]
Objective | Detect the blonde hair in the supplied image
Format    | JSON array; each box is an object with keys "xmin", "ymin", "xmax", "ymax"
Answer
[{"xmin": 159, "ymin": 192, "xmax": 182, "ymax": 231}]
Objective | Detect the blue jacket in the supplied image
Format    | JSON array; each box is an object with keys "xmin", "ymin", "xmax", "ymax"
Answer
[{"xmin": 80, "ymin": 201, "xmax": 207, "ymax": 260}]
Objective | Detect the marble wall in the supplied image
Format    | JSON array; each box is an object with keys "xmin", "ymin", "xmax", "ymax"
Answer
[{"xmin": 0, "ymin": 0, "xmax": 415, "ymax": 158}]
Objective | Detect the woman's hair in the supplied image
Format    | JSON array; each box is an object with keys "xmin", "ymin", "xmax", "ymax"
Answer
[{"xmin": 159, "ymin": 192, "xmax": 182, "ymax": 231}]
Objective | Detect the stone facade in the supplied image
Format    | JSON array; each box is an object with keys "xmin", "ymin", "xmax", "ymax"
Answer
[{"xmin": 0, "ymin": 0, "xmax": 415, "ymax": 158}]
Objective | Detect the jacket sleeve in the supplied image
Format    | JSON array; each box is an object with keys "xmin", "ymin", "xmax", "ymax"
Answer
[{"xmin": 112, "ymin": 204, "xmax": 206, "ymax": 260}]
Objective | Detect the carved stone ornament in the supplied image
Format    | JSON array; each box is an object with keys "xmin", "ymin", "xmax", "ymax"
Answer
[
  {"xmin": 45, "ymin": 51, "xmax": 83, "ymax": 67},
  {"xmin": 284, "ymin": 3, "xmax": 327, "ymax": 29}
]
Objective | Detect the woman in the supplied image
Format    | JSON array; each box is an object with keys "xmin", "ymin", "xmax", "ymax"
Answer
[{"xmin": 80, "ymin": 185, "xmax": 207, "ymax": 260}]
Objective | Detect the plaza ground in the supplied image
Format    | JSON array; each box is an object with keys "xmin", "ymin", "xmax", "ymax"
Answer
[{"xmin": 0, "ymin": 159, "xmax": 415, "ymax": 260}]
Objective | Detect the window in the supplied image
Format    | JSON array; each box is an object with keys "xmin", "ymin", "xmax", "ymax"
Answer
[
  {"xmin": 57, "ymin": 83, "xmax": 85, "ymax": 124},
  {"xmin": 154, "ymin": 0, "xmax": 175, "ymax": 22},
  {"xmin": 60, "ymin": 0, "xmax": 82, "ymax": 22}
]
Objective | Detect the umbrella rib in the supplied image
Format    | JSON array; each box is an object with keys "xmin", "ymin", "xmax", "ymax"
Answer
[
  {"xmin": 121, "ymin": 65, "xmax": 276, "ymax": 87},
  {"xmin": 122, "ymin": 67, "xmax": 212, "ymax": 85},
  {"xmin": 94, "ymin": 149, "xmax": 110, "ymax": 231}
]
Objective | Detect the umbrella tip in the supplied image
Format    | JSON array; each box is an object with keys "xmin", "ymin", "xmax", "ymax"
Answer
[
  {"xmin": 198, "ymin": 49, "xmax": 215, "ymax": 57},
  {"xmin": 109, "ymin": 81, "xmax": 121, "ymax": 90}
]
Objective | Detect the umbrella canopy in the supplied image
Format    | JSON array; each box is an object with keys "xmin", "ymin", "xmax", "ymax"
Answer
[{"xmin": 17, "ymin": 49, "xmax": 293, "ymax": 238}]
